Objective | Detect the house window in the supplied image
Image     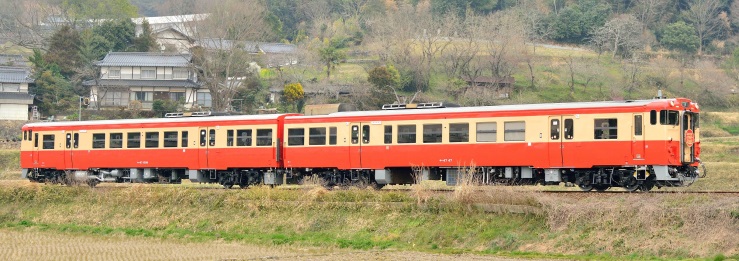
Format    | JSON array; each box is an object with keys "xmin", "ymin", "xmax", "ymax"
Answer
[
  {"xmin": 169, "ymin": 92, "xmax": 185, "ymax": 102},
  {"xmin": 594, "ymin": 119, "xmax": 618, "ymax": 140},
  {"xmin": 1, "ymin": 83, "xmax": 20, "ymax": 92},
  {"xmin": 141, "ymin": 67, "xmax": 156, "ymax": 79},
  {"xmin": 449, "ymin": 123, "xmax": 469, "ymax": 143},
  {"xmin": 196, "ymin": 92, "xmax": 212, "ymax": 107},
  {"xmin": 132, "ymin": 92, "xmax": 153, "ymax": 102},
  {"xmin": 504, "ymin": 121, "xmax": 526, "ymax": 141},
  {"xmin": 108, "ymin": 67, "xmax": 121, "ymax": 78},
  {"xmin": 102, "ymin": 91, "xmax": 128, "ymax": 106},
  {"xmin": 173, "ymin": 68, "xmax": 188, "ymax": 79}
]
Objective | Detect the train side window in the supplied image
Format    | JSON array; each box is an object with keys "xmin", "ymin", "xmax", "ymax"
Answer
[
  {"xmin": 73, "ymin": 133, "xmax": 79, "ymax": 148},
  {"xmin": 650, "ymin": 110, "xmax": 657, "ymax": 125},
  {"xmin": 477, "ymin": 122, "xmax": 498, "ymax": 142},
  {"xmin": 29, "ymin": 130, "xmax": 33, "ymax": 141},
  {"xmin": 329, "ymin": 127, "xmax": 337, "ymax": 145},
  {"xmin": 66, "ymin": 133, "xmax": 72, "ymax": 148},
  {"xmin": 23, "ymin": 131, "xmax": 27, "ymax": 141},
  {"xmin": 309, "ymin": 127, "xmax": 327, "ymax": 145},
  {"xmin": 256, "ymin": 129, "xmax": 272, "ymax": 146},
  {"xmin": 200, "ymin": 130, "xmax": 206, "ymax": 146},
  {"xmin": 423, "ymin": 124, "xmax": 442, "ymax": 143},
  {"xmin": 92, "ymin": 133, "xmax": 105, "ymax": 149},
  {"xmin": 145, "ymin": 132, "xmax": 159, "ymax": 148},
  {"xmin": 594, "ymin": 119, "xmax": 618, "ymax": 139},
  {"xmin": 449, "ymin": 123, "xmax": 469, "ymax": 143},
  {"xmin": 504, "ymin": 121, "xmax": 526, "ymax": 141},
  {"xmin": 237, "ymin": 130, "xmax": 252, "ymax": 146},
  {"xmin": 110, "ymin": 133, "xmax": 123, "ymax": 148},
  {"xmin": 34, "ymin": 133, "xmax": 38, "ymax": 147},
  {"xmin": 351, "ymin": 125, "xmax": 359, "ymax": 144},
  {"xmin": 226, "ymin": 130, "xmax": 234, "ymax": 146},
  {"xmin": 288, "ymin": 128, "xmax": 305, "ymax": 146},
  {"xmin": 127, "ymin": 133, "xmax": 140, "ymax": 148},
  {"xmin": 42, "ymin": 134, "xmax": 54, "ymax": 149},
  {"xmin": 208, "ymin": 129, "xmax": 215, "ymax": 146},
  {"xmin": 564, "ymin": 119, "xmax": 574, "ymax": 140},
  {"xmin": 634, "ymin": 115, "xmax": 643, "ymax": 136},
  {"xmin": 362, "ymin": 125, "xmax": 371, "ymax": 144},
  {"xmin": 163, "ymin": 131, "xmax": 178, "ymax": 148},
  {"xmin": 384, "ymin": 125, "xmax": 393, "ymax": 144},
  {"xmin": 397, "ymin": 125, "xmax": 416, "ymax": 144},
  {"xmin": 181, "ymin": 131, "xmax": 188, "ymax": 147},
  {"xmin": 550, "ymin": 119, "xmax": 560, "ymax": 140}
]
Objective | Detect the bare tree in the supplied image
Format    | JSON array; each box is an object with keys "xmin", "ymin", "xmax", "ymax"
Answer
[
  {"xmin": 621, "ymin": 54, "xmax": 643, "ymax": 99},
  {"xmin": 685, "ymin": 0, "xmax": 723, "ymax": 55},
  {"xmin": 632, "ymin": 0, "xmax": 669, "ymax": 29},
  {"xmin": 187, "ymin": 0, "xmax": 272, "ymax": 112},
  {"xmin": 591, "ymin": 14, "xmax": 645, "ymax": 59},
  {"xmin": 0, "ymin": 0, "xmax": 60, "ymax": 49}
]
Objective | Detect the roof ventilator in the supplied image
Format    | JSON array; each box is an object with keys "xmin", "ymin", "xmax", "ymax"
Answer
[
  {"xmin": 382, "ymin": 102, "xmax": 445, "ymax": 110},
  {"xmin": 164, "ymin": 111, "xmax": 212, "ymax": 118}
]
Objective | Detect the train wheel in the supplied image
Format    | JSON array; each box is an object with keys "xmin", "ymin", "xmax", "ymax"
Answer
[
  {"xmin": 222, "ymin": 183, "xmax": 234, "ymax": 189},
  {"xmin": 86, "ymin": 179, "xmax": 99, "ymax": 188},
  {"xmin": 578, "ymin": 183, "xmax": 593, "ymax": 192},
  {"xmin": 639, "ymin": 182, "xmax": 655, "ymax": 192},
  {"xmin": 593, "ymin": 185, "xmax": 610, "ymax": 192},
  {"xmin": 624, "ymin": 183, "xmax": 639, "ymax": 192}
]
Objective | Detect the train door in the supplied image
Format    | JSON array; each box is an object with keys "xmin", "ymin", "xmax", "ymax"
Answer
[
  {"xmin": 32, "ymin": 132, "xmax": 39, "ymax": 166},
  {"xmin": 548, "ymin": 116, "xmax": 575, "ymax": 167},
  {"xmin": 198, "ymin": 127, "xmax": 212, "ymax": 169},
  {"xmin": 348, "ymin": 123, "xmax": 371, "ymax": 169},
  {"xmin": 632, "ymin": 114, "xmax": 645, "ymax": 160},
  {"xmin": 681, "ymin": 112, "xmax": 696, "ymax": 163},
  {"xmin": 63, "ymin": 131, "xmax": 79, "ymax": 169}
]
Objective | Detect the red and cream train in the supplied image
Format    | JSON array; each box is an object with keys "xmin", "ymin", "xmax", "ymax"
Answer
[{"xmin": 20, "ymin": 98, "xmax": 702, "ymax": 191}]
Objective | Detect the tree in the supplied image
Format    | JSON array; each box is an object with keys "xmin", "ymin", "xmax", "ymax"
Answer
[
  {"xmin": 591, "ymin": 15, "xmax": 645, "ymax": 58},
  {"xmin": 318, "ymin": 39, "xmax": 347, "ymax": 80},
  {"xmin": 187, "ymin": 0, "xmax": 273, "ymax": 112},
  {"xmin": 92, "ymin": 19, "xmax": 136, "ymax": 52},
  {"xmin": 367, "ymin": 65, "xmax": 400, "ymax": 107},
  {"xmin": 132, "ymin": 19, "xmax": 159, "ymax": 52},
  {"xmin": 660, "ymin": 21, "xmax": 700, "ymax": 53},
  {"xmin": 60, "ymin": 0, "xmax": 138, "ymax": 25},
  {"xmin": 283, "ymin": 82, "xmax": 305, "ymax": 112},
  {"xmin": 43, "ymin": 25, "xmax": 83, "ymax": 79},
  {"xmin": 684, "ymin": 0, "xmax": 723, "ymax": 55},
  {"xmin": 547, "ymin": 0, "xmax": 611, "ymax": 43}
]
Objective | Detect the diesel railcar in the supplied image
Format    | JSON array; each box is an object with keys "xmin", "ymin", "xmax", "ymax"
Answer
[{"xmin": 20, "ymin": 98, "xmax": 702, "ymax": 191}]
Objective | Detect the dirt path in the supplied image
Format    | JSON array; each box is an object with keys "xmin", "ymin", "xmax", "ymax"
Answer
[{"xmin": 0, "ymin": 228, "xmax": 537, "ymax": 261}]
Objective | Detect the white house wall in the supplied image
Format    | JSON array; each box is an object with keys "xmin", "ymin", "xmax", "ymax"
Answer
[{"xmin": 0, "ymin": 103, "xmax": 28, "ymax": 120}]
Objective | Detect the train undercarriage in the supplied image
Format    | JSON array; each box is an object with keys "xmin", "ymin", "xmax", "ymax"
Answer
[{"xmin": 23, "ymin": 164, "xmax": 701, "ymax": 192}]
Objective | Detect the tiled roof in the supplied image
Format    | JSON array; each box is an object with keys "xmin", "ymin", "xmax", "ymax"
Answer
[
  {"xmin": 82, "ymin": 79, "xmax": 200, "ymax": 88},
  {"xmin": 0, "ymin": 54, "xmax": 27, "ymax": 67},
  {"xmin": 95, "ymin": 52, "xmax": 192, "ymax": 67},
  {"xmin": 198, "ymin": 39, "xmax": 297, "ymax": 54},
  {"xmin": 0, "ymin": 67, "xmax": 33, "ymax": 83},
  {"xmin": 0, "ymin": 92, "xmax": 33, "ymax": 104}
]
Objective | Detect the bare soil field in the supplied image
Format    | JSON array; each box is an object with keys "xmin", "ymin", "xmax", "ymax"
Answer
[{"xmin": 0, "ymin": 228, "xmax": 532, "ymax": 261}]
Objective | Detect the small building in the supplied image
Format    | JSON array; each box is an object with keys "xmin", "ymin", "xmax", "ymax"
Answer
[
  {"xmin": 83, "ymin": 52, "xmax": 202, "ymax": 110},
  {"xmin": 461, "ymin": 75, "xmax": 515, "ymax": 98},
  {"xmin": 132, "ymin": 14, "xmax": 207, "ymax": 53},
  {"xmin": 0, "ymin": 66, "xmax": 34, "ymax": 120}
]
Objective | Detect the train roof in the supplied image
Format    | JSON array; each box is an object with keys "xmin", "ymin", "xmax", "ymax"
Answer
[
  {"xmin": 24, "ymin": 114, "xmax": 292, "ymax": 128},
  {"xmin": 289, "ymin": 99, "xmax": 678, "ymax": 120}
]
